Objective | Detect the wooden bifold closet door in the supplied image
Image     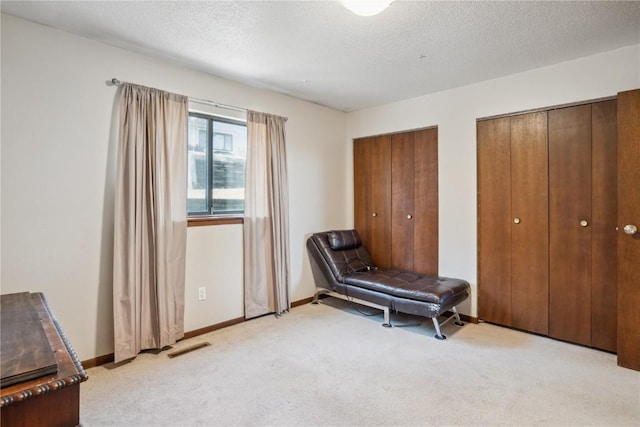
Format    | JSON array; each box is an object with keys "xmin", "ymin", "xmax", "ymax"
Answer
[
  {"xmin": 477, "ymin": 112, "xmax": 549, "ymax": 335},
  {"xmin": 354, "ymin": 135, "xmax": 392, "ymax": 267},
  {"xmin": 548, "ymin": 101, "xmax": 617, "ymax": 349},
  {"xmin": 478, "ymin": 99, "xmax": 617, "ymax": 352},
  {"xmin": 354, "ymin": 128, "xmax": 438, "ymax": 275}
]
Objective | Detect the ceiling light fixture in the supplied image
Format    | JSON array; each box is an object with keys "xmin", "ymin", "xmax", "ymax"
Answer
[{"xmin": 342, "ymin": 0, "xmax": 393, "ymax": 17}]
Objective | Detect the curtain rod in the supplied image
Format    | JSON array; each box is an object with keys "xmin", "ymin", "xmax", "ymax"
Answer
[{"xmin": 110, "ymin": 78, "xmax": 287, "ymax": 120}]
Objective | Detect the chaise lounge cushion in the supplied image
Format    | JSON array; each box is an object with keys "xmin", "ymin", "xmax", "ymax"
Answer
[{"xmin": 343, "ymin": 270, "xmax": 468, "ymax": 308}]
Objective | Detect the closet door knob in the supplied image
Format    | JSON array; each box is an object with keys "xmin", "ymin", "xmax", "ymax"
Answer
[
  {"xmin": 513, "ymin": 218, "xmax": 521, "ymax": 224},
  {"xmin": 372, "ymin": 212, "xmax": 377, "ymax": 217},
  {"xmin": 580, "ymin": 220, "xmax": 589, "ymax": 227},
  {"xmin": 407, "ymin": 214, "xmax": 413, "ymax": 220},
  {"xmin": 624, "ymin": 224, "xmax": 638, "ymax": 235}
]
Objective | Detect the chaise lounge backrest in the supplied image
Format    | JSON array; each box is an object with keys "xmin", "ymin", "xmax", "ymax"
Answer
[{"xmin": 307, "ymin": 229, "xmax": 376, "ymax": 285}]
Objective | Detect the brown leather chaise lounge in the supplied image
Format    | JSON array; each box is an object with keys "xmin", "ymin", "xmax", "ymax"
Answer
[{"xmin": 306, "ymin": 229, "xmax": 471, "ymax": 340}]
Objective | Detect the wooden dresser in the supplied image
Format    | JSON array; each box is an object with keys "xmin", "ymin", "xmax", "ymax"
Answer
[{"xmin": 1, "ymin": 292, "xmax": 88, "ymax": 427}]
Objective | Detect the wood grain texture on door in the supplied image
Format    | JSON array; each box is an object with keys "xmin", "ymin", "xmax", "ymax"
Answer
[
  {"xmin": 354, "ymin": 138, "xmax": 370, "ymax": 247},
  {"xmin": 413, "ymin": 128, "xmax": 438, "ymax": 275},
  {"xmin": 391, "ymin": 131, "xmax": 415, "ymax": 270},
  {"xmin": 478, "ymin": 97, "xmax": 620, "ymax": 351},
  {"xmin": 477, "ymin": 117, "xmax": 513, "ymax": 326},
  {"xmin": 510, "ymin": 112, "xmax": 549, "ymax": 335},
  {"xmin": 353, "ymin": 135, "xmax": 392, "ymax": 268},
  {"xmin": 617, "ymin": 89, "xmax": 640, "ymax": 370},
  {"xmin": 368, "ymin": 135, "xmax": 392, "ymax": 267},
  {"xmin": 355, "ymin": 129, "xmax": 438, "ymax": 273},
  {"xmin": 591, "ymin": 100, "xmax": 618, "ymax": 352},
  {"xmin": 549, "ymin": 104, "xmax": 593, "ymax": 346}
]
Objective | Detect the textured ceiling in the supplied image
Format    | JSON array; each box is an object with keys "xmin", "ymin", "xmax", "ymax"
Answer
[{"xmin": 2, "ymin": 1, "xmax": 639, "ymax": 112}]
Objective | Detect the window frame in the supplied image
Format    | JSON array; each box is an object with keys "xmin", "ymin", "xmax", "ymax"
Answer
[{"xmin": 187, "ymin": 111, "xmax": 247, "ymax": 221}]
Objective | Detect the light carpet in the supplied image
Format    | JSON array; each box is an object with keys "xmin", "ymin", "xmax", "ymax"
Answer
[{"xmin": 81, "ymin": 298, "xmax": 640, "ymax": 426}]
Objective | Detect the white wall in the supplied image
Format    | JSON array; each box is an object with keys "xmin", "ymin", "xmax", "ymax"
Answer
[
  {"xmin": 184, "ymin": 225, "xmax": 244, "ymax": 328},
  {"xmin": 1, "ymin": 14, "xmax": 349, "ymax": 361},
  {"xmin": 347, "ymin": 44, "xmax": 640, "ymax": 317}
]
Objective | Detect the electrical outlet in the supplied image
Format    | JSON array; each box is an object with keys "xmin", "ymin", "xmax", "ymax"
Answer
[{"xmin": 198, "ymin": 287, "xmax": 206, "ymax": 301}]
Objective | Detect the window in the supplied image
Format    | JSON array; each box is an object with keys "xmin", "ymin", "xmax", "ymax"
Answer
[{"xmin": 187, "ymin": 112, "xmax": 247, "ymax": 216}]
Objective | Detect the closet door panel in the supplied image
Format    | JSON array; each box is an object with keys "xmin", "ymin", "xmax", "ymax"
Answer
[
  {"xmin": 413, "ymin": 128, "xmax": 439, "ymax": 275},
  {"xmin": 354, "ymin": 138, "xmax": 371, "ymax": 247},
  {"xmin": 617, "ymin": 89, "xmax": 640, "ymax": 370},
  {"xmin": 391, "ymin": 132, "xmax": 415, "ymax": 270},
  {"xmin": 369, "ymin": 135, "xmax": 392, "ymax": 268},
  {"xmin": 478, "ymin": 118, "xmax": 512, "ymax": 326},
  {"xmin": 510, "ymin": 112, "xmax": 549, "ymax": 334},
  {"xmin": 591, "ymin": 100, "xmax": 617, "ymax": 352},
  {"xmin": 549, "ymin": 104, "xmax": 592, "ymax": 346}
]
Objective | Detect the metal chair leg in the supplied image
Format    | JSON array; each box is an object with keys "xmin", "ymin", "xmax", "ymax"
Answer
[
  {"xmin": 432, "ymin": 317, "xmax": 447, "ymax": 340},
  {"xmin": 452, "ymin": 306, "xmax": 464, "ymax": 327},
  {"xmin": 382, "ymin": 307, "xmax": 392, "ymax": 328}
]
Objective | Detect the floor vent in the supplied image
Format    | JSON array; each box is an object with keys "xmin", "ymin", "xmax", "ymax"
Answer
[{"xmin": 167, "ymin": 342, "xmax": 211, "ymax": 358}]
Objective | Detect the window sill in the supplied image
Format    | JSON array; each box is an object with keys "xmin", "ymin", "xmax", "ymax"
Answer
[{"xmin": 187, "ymin": 216, "xmax": 244, "ymax": 227}]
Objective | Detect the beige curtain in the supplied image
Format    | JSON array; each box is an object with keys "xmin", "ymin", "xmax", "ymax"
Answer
[
  {"xmin": 244, "ymin": 111, "xmax": 290, "ymax": 319},
  {"xmin": 113, "ymin": 83, "xmax": 188, "ymax": 363}
]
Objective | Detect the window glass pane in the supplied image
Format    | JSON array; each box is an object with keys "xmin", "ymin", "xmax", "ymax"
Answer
[
  {"xmin": 213, "ymin": 132, "xmax": 233, "ymax": 152},
  {"xmin": 188, "ymin": 116, "xmax": 208, "ymax": 213},
  {"xmin": 211, "ymin": 121, "xmax": 246, "ymax": 214}
]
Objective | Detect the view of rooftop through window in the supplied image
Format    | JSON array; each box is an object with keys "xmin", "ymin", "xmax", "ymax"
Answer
[{"xmin": 187, "ymin": 113, "xmax": 247, "ymax": 215}]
